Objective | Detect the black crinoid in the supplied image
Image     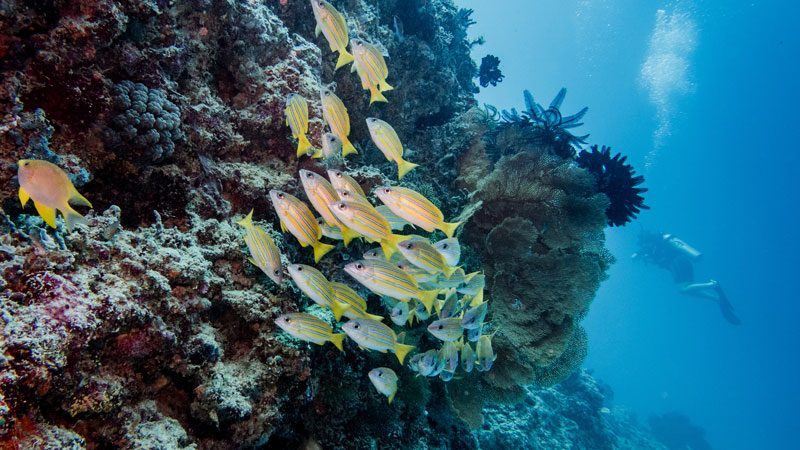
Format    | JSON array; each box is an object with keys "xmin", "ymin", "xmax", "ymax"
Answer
[
  {"xmin": 576, "ymin": 145, "xmax": 649, "ymax": 227},
  {"xmin": 478, "ymin": 55, "xmax": 504, "ymax": 88}
]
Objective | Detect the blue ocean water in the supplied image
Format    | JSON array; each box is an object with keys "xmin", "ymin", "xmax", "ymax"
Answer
[{"xmin": 461, "ymin": 1, "xmax": 800, "ymax": 449}]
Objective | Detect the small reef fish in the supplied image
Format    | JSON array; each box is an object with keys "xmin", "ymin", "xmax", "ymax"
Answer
[
  {"xmin": 344, "ymin": 259, "xmax": 439, "ymax": 313},
  {"xmin": 330, "ymin": 201, "xmax": 405, "ymax": 258},
  {"xmin": 327, "ymin": 169, "xmax": 368, "ymax": 201},
  {"xmin": 288, "ymin": 264, "xmax": 350, "ymax": 321},
  {"xmin": 433, "ymin": 238, "xmax": 460, "ymax": 267},
  {"xmin": 275, "ymin": 313, "xmax": 345, "ymax": 351},
  {"xmin": 17, "ymin": 159, "xmax": 92, "ymax": 231},
  {"xmin": 435, "ymin": 288, "xmax": 460, "ymax": 319},
  {"xmin": 475, "ymin": 331, "xmax": 498, "ymax": 372},
  {"xmin": 321, "ymin": 132, "xmax": 342, "ymax": 158},
  {"xmin": 299, "ymin": 169, "xmax": 358, "ymax": 246},
  {"xmin": 458, "ymin": 272, "xmax": 485, "ymax": 305},
  {"xmin": 460, "ymin": 301, "xmax": 488, "ymax": 330},
  {"xmin": 460, "ymin": 342, "xmax": 476, "ymax": 372},
  {"xmin": 285, "ymin": 93, "xmax": 312, "ymax": 157},
  {"xmin": 269, "ymin": 189, "xmax": 334, "ymax": 262},
  {"xmin": 333, "ymin": 188, "xmax": 372, "ymax": 208},
  {"xmin": 390, "ymin": 301, "xmax": 413, "ymax": 326},
  {"xmin": 416, "ymin": 349, "xmax": 439, "ymax": 377},
  {"xmin": 439, "ymin": 370, "xmax": 455, "ymax": 382},
  {"xmin": 368, "ymin": 367, "xmax": 399, "ymax": 404},
  {"xmin": 365, "ymin": 118, "xmax": 418, "ymax": 180},
  {"xmin": 398, "ymin": 238, "xmax": 458, "ymax": 279},
  {"xmin": 408, "ymin": 353, "xmax": 424, "ymax": 372},
  {"xmin": 375, "ymin": 186, "xmax": 461, "ymax": 238},
  {"xmin": 236, "ymin": 209, "xmax": 283, "ymax": 284},
  {"xmin": 342, "ymin": 318, "xmax": 415, "ymax": 364},
  {"xmin": 436, "ymin": 267, "xmax": 466, "ymax": 289},
  {"xmin": 376, "ymin": 205, "xmax": 412, "ymax": 231},
  {"xmin": 413, "ymin": 300, "xmax": 430, "ymax": 321},
  {"xmin": 466, "ymin": 324, "xmax": 482, "ymax": 342},
  {"xmin": 441, "ymin": 341, "xmax": 459, "ymax": 373},
  {"xmin": 396, "ymin": 261, "xmax": 438, "ymax": 284},
  {"xmin": 317, "ymin": 217, "xmax": 343, "ymax": 241},
  {"xmin": 427, "ymin": 317, "xmax": 464, "ymax": 342},
  {"xmin": 320, "ymin": 88, "xmax": 358, "ymax": 156},
  {"xmin": 428, "ymin": 349, "xmax": 447, "ymax": 377},
  {"xmin": 330, "ymin": 281, "xmax": 384, "ymax": 321},
  {"xmin": 310, "ymin": 0, "xmax": 355, "ymax": 70},
  {"xmin": 350, "ymin": 39, "xmax": 393, "ymax": 105},
  {"xmin": 393, "ymin": 15, "xmax": 404, "ymax": 43}
]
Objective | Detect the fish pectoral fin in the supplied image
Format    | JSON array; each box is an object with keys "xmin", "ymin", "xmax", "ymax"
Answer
[
  {"xmin": 19, "ymin": 187, "xmax": 30, "ymax": 207},
  {"xmin": 388, "ymin": 392, "xmax": 395, "ymax": 404},
  {"xmin": 279, "ymin": 220, "xmax": 288, "ymax": 233},
  {"xmin": 315, "ymin": 23, "xmax": 321, "ymax": 37},
  {"xmin": 33, "ymin": 201, "xmax": 57, "ymax": 229}
]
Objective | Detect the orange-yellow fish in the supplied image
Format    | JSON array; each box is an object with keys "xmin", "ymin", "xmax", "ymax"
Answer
[
  {"xmin": 310, "ymin": 0, "xmax": 355, "ymax": 70},
  {"xmin": 17, "ymin": 159, "xmax": 92, "ymax": 231}
]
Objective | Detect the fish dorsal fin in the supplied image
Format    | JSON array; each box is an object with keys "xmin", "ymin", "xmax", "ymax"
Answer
[{"xmin": 68, "ymin": 188, "xmax": 92, "ymax": 208}]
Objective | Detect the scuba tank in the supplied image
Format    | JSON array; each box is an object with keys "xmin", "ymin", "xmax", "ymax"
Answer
[{"xmin": 663, "ymin": 234, "xmax": 703, "ymax": 261}]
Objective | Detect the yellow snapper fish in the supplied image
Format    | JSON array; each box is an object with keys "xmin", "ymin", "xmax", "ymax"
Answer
[
  {"xmin": 329, "ymin": 200, "xmax": 406, "ymax": 259},
  {"xmin": 236, "ymin": 210, "xmax": 283, "ymax": 284},
  {"xmin": 433, "ymin": 237, "xmax": 460, "ymax": 267},
  {"xmin": 285, "ymin": 93, "xmax": 313, "ymax": 157},
  {"xmin": 287, "ymin": 264, "xmax": 350, "ymax": 321},
  {"xmin": 413, "ymin": 299, "xmax": 431, "ymax": 321},
  {"xmin": 320, "ymin": 132, "xmax": 342, "ymax": 159},
  {"xmin": 436, "ymin": 267, "xmax": 466, "ymax": 289},
  {"xmin": 350, "ymin": 39, "xmax": 393, "ymax": 105},
  {"xmin": 368, "ymin": 367, "xmax": 399, "ymax": 404},
  {"xmin": 317, "ymin": 217, "xmax": 343, "ymax": 241},
  {"xmin": 441, "ymin": 341, "xmax": 459, "ymax": 372},
  {"xmin": 327, "ymin": 169, "xmax": 368, "ymax": 200},
  {"xmin": 459, "ymin": 272, "xmax": 485, "ymax": 306},
  {"xmin": 397, "ymin": 261, "xmax": 438, "ymax": 284},
  {"xmin": 341, "ymin": 318, "xmax": 415, "ymax": 364},
  {"xmin": 363, "ymin": 247, "xmax": 406, "ymax": 263},
  {"xmin": 275, "ymin": 313, "xmax": 345, "ymax": 351},
  {"xmin": 467, "ymin": 324, "xmax": 483, "ymax": 342},
  {"xmin": 269, "ymin": 189, "xmax": 334, "ymax": 262},
  {"xmin": 397, "ymin": 238, "xmax": 459, "ymax": 279},
  {"xmin": 365, "ymin": 118, "xmax": 418, "ymax": 180},
  {"xmin": 390, "ymin": 301, "xmax": 414, "ymax": 326},
  {"xmin": 330, "ymin": 281, "xmax": 384, "ymax": 321},
  {"xmin": 475, "ymin": 330, "xmax": 499, "ymax": 372},
  {"xmin": 416, "ymin": 349, "xmax": 440, "ymax": 377},
  {"xmin": 427, "ymin": 316, "xmax": 464, "ymax": 342},
  {"xmin": 17, "ymin": 159, "xmax": 92, "ymax": 231},
  {"xmin": 310, "ymin": 0, "xmax": 355, "ymax": 70},
  {"xmin": 320, "ymin": 88, "xmax": 358, "ymax": 156},
  {"xmin": 460, "ymin": 341, "xmax": 476, "ymax": 372},
  {"xmin": 344, "ymin": 259, "xmax": 439, "ymax": 313},
  {"xmin": 299, "ymin": 169, "xmax": 360, "ymax": 246},
  {"xmin": 375, "ymin": 186, "xmax": 461, "ymax": 238},
  {"xmin": 460, "ymin": 301, "xmax": 488, "ymax": 330},
  {"xmin": 435, "ymin": 288, "xmax": 461, "ymax": 319},
  {"xmin": 376, "ymin": 205, "xmax": 412, "ymax": 231}
]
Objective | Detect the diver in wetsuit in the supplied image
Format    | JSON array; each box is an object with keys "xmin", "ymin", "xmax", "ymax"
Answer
[{"xmin": 633, "ymin": 230, "xmax": 741, "ymax": 325}]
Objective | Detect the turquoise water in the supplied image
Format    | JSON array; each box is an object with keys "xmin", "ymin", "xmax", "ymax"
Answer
[{"xmin": 463, "ymin": 0, "xmax": 799, "ymax": 449}]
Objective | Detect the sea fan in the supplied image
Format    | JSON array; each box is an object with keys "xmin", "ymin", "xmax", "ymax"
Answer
[{"xmin": 576, "ymin": 145, "xmax": 649, "ymax": 227}]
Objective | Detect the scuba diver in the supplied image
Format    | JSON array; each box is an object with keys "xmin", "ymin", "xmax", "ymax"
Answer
[{"xmin": 633, "ymin": 229, "xmax": 741, "ymax": 325}]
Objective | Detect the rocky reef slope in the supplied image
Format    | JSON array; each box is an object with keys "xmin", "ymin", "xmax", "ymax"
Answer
[{"xmin": 1, "ymin": 0, "xmax": 634, "ymax": 448}]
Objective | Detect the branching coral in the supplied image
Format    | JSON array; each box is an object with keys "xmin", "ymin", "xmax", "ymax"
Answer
[{"xmin": 576, "ymin": 145, "xmax": 649, "ymax": 227}]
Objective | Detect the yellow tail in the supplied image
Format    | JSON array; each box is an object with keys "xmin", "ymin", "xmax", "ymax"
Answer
[
  {"xmin": 417, "ymin": 289, "xmax": 439, "ymax": 314},
  {"xmin": 365, "ymin": 312, "xmax": 384, "ymax": 322},
  {"xmin": 312, "ymin": 241, "xmax": 336, "ymax": 263},
  {"xmin": 297, "ymin": 134, "xmax": 312, "ymax": 157},
  {"xmin": 329, "ymin": 299, "xmax": 351, "ymax": 322},
  {"xmin": 393, "ymin": 342, "xmax": 415, "ymax": 365},
  {"xmin": 380, "ymin": 80, "xmax": 394, "ymax": 92},
  {"xmin": 439, "ymin": 221, "xmax": 462, "ymax": 239},
  {"xmin": 442, "ymin": 265, "xmax": 460, "ymax": 280},
  {"xmin": 329, "ymin": 332, "xmax": 345, "ymax": 351},
  {"xmin": 340, "ymin": 227, "xmax": 360, "ymax": 247},
  {"xmin": 396, "ymin": 158, "xmax": 419, "ymax": 180},
  {"xmin": 341, "ymin": 136, "xmax": 358, "ymax": 157},
  {"xmin": 379, "ymin": 239, "xmax": 396, "ymax": 260},
  {"xmin": 335, "ymin": 49, "xmax": 356, "ymax": 70},
  {"xmin": 236, "ymin": 209, "xmax": 255, "ymax": 229},
  {"xmin": 469, "ymin": 289, "xmax": 484, "ymax": 307},
  {"xmin": 368, "ymin": 85, "xmax": 388, "ymax": 105},
  {"xmin": 464, "ymin": 271, "xmax": 479, "ymax": 284}
]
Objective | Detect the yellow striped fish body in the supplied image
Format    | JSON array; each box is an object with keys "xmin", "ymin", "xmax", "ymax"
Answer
[
  {"xmin": 299, "ymin": 169, "xmax": 359, "ymax": 246},
  {"xmin": 318, "ymin": 217, "xmax": 343, "ymax": 241},
  {"xmin": 376, "ymin": 205, "xmax": 412, "ymax": 231},
  {"xmin": 344, "ymin": 259, "xmax": 439, "ymax": 313},
  {"xmin": 341, "ymin": 318, "xmax": 415, "ymax": 364},
  {"xmin": 285, "ymin": 93, "xmax": 312, "ymax": 157},
  {"xmin": 459, "ymin": 272, "xmax": 485, "ymax": 306},
  {"xmin": 375, "ymin": 186, "xmax": 462, "ymax": 238},
  {"xmin": 390, "ymin": 301, "xmax": 413, "ymax": 326},
  {"xmin": 236, "ymin": 210, "xmax": 283, "ymax": 284},
  {"xmin": 368, "ymin": 367, "xmax": 398, "ymax": 404},
  {"xmin": 436, "ymin": 288, "xmax": 461, "ymax": 319},
  {"xmin": 288, "ymin": 264, "xmax": 350, "ymax": 321},
  {"xmin": 269, "ymin": 190, "xmax": 334, "ymax": 262},
  {"xmin": 437, "ymin": 267, "xmax": 465, "ymax": 289},
  {"xmin": 330, "ymin": 281, "xmax": 383, "ymax": 321},
  {"xmin": 320, "ymin": 88, "xmax": 358, "ymax": 156},
  {"xmin": 433, "ymin": 237, "xmax": 460, "ymax": 267},
  {"xmin": 321, "ymin": 132, "xmax": 342, "ymax": 158},
  {"xmin": 441, "ymin": 341, "xmax": 459, "ymax": 372},
  {"xmin": 333, "ymin": 188, "xmax": 372, "ymax": 208},
  {"xmin": 427, "ymin": 317, "xmax": 464, "ymax": 342},
  {"xmin": 330, "ymin": 200, "xmax": 405, "ymax": 258},
  {"xmin": 327, "ymin": 169, "xmax": 367, "ymax": 200},
  {"xmin": 460, "ymin": 301, "xmax": 488, "ymax": 330},
  {"xmin": 363, "ymin": 247, "xmax": 407, "ymax": 264},
  {"xmin": 365, "ymin": 118, "xmax": 418, "ymax": 179},
  {"xmin": 467, "ymin": 324, "xmax": 482, "ymax": 342},
  {"xmin": 397, "ymin": 238, "xmax": 458, "ymax": 279},
  {"xmin": 413, "ymin": 300, "xmax": 431, "ymax": 321},
  {"xmin": 310, "ymin": 0, "xmax": 355, "ymax": 70},
  {"xmin": 461, "ymin": 342, "xmax": 476, "ymax": 372},
  {"xmin": 275, "ymin": 313, "xmax": 345, "ymax": 351},
  {"xmin": 350, "ymin": 39, "xmax": 392, "ymax": 104},
  {"xmin": 397, "ymin": 261, "xmax": 438, "ymax": 284},
  {"xmin": 475, "ymin": 332, "xmax": 498, "ymax": 371}
]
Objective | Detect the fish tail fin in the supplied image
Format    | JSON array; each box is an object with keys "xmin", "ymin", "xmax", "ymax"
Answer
[
  {"xmin": 312, "ymin": 241, "xmax": 336, "ymax": 263},
  {"xmin": 60, "ymin": 203, "xmax": 89, "ymax": 232},
  {"xmin": 335, "ymin": 49, "xmax": 355, "ymax": 70},
  {"xmin": 434, "ymin": 299, "xmax": 444, "ymax": 316},
  {"xmin": 440, "ymin": 221, "xmax": 462, "ymax": 239},
  {"xmin": 470, "ymin": 289, "xmax": 484, "ymax": 307},
  {"xmin": 393, "ymin": 342, "xmax": 415, "ymax": 365},
  {"xmin": 236, "ymin": 209, "xmax": 255, "ymax": 229},
  {"xmin": 329, "ymin": 300, "xmax": 351, "ymax": 322},
  {"xmin": 368, "ymin": 85, "xmax": 388, "ymax": 105},
  {"xmin": 341, "ymin": 137, "xmax": 358, "ymax": 156},
  {"xmin": 388, "ymin": 392, "xmax": 395, "ymax": 404},
  {"xmin": 297, "ymin": 134, "xmax": 312, "ymax": 157},
  {"xmin": 396, "ymin": 158, "xmax": 419, "ymax": 180},
  {"xmin": 464, "ymin": 271, "xmax": 479, "ymax": 284},
  {"xmin": 380, "ymin": 80, "xmax": 394, "ymax": 92},
  {"xmin": 443, "ymin": 265, "xmax": 460, "ymax": 280},
  {"xmin": 407, "ymin": 310, "xmax": 415, "ymax": 326},
  {"xmin": 311, "ymin": 148, "xmax": 324, "ymax": 159},
  {"xmin": 418, "ymin": 289, "xmax": 439, "ymax": 314},
  {"xmin": 365, "ymin": 312, "xmax": 384, "ymax": 322},
  {"xmin": 379, "ymin": 239, "xmax": 396, "ymax": 260},
  {"xmin": 330, "ymin": 332, "xmax": 346, "ymax": 352},
  {"xmin": 340, "ymin": 227, "xmax": 360, "ymax": 247},
  {"xmin": 19, "ymin": 187, "xmax": 30, "ymax": 207}
]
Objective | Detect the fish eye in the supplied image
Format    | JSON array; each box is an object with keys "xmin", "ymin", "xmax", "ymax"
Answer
[
  {"xmin": 469, "ymin": 318, "xmax": 475, "ymax": 323},
  {"xmin": 441, "ymin": 244, "xmax": 448, "ymax": 249},
  {"xmin": 278, "ymin": 193, "xmax": 285, "ymax": 199},
  {"xmin": 297, "ymin": 266, "xmax": 303, "ymax": 272},
  {"xmin": 406, "ymin": 243, "xmax": 413, "ymax": 249},
  {"xmin": 437, "ymin": 325, "xmax": 443, "ymax": 330},
  {"xmin": 378, "ymin": 372, "xmax": 382, "ymax": 377},
  {"xmin": 274, "ymin": 269, "xmax": 280, "ymax": 275},
  {"xmin": 338, "ymin": 204, "xmax": 347, "ymax": 209},
  {"xmin": 306, "ymin": 173, "xmax": 313, "ymax": 179},
  {"xmin": 285, "ymin": 318, "xmax": 291, "ymax": 323},
  {"xmin": 354, "ymin": 323, "xmax": 360, "ymax": 329},
  {"xmin": 383, "ymin": 188, "xmax": 391, "ymax": 194},
  {"xmin": 355, "ymin": 263, "xmax": 363, "ymax": 269}
]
